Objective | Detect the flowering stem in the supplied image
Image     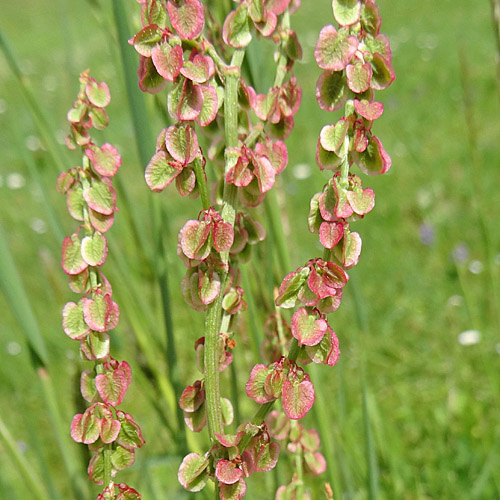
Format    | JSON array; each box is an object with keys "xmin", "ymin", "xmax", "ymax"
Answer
[
  {"xmin": 204, "ymin": 49, "xmax": 246, "ymax": 440},
  {"xmin": 291, "ymin": 421, "xmax": 304, "ymax": 498},
  {"xmin": 103, "ymin": 445, "xmax": 112, "ymax": 490},
  {"xmin": 272, "ymin": 11, "xmax": 291, "ymax": 88},
  {"xmin": 194, "ymin": 162, "xmax": 211, "ymax": 211}
]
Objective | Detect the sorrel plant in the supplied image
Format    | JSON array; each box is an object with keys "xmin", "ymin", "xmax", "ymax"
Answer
[{"xmin": 58, "ymin": 0, "xmax": 394, "ymax": 497}]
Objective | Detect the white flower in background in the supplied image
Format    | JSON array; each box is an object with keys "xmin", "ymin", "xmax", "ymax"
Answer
[{"xmin": 458, "ymin": 330, "xmax": 481, "ymax": 346}]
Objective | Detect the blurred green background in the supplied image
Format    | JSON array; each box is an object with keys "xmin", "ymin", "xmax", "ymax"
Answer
[{"xmin": 1, "ymin": 0, "xmax": 500, "ymax": 499}]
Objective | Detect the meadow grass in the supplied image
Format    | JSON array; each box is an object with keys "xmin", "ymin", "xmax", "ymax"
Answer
[{"xmin": 1, "ymin": 0, "xmax": 500, "ymax": 498}]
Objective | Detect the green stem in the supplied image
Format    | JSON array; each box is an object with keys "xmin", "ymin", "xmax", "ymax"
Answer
[
  {"xmin": 292, "ymin": 421, "xmax": 304, "ymax": 498},
  {"xmin": 339, "ymin": 136, "xmax": 350, "ymax": 187},
  {"xmin": 204, "ymin": 49, "xmax": 245, "ymax": 441},
  {"xmin": 194, "ymin": 161, "xmax": 211, "ymax": 211},
  {"xmin": 204, "ymin": 302, "xmax": 224, "ymax": 437},
  {"xmin": 103, "ymin": 445, "xmax": 112, "ymax": 489},
  {"xmin": 272, "ymin": 11, "xmax": 291, "ymax": 88}
]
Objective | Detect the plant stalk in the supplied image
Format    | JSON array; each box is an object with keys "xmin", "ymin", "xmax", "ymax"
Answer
[{"xmin": 204, "ymin": 49, "xmax": 245, "ymax": 440}]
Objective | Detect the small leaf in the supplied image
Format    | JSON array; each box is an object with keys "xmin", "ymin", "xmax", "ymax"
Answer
[
  {"xmin": 88, "ymin": 295, "xmax": 119, "ymax": 332},
  {"xmin": 133, "ymin": 24, "xmax": 162, "ymax": 57},
  {"xmin": 246, "ymin": 364, "xmax": 274, "ymax": 404},
  {"xmin": 304, "ymin": 451, "xmax": 327, "ymax": 475},
  {"xmin": 85, "ymin": 80, "xmax": 111, "ymax": 108},
  {"xmin": 180, "ymin": 54, "xmax": 211, "ymax": 83},
  {"xmin": 265, "ymin": 370, "xmax": 284, "ymax": 399},
  {"xmin": 184, "ymin": 404, "xmax": 207, "ymax": 432},
  {"xmin": 165, "ymin": 124, "xmax": 198, "ymax": 164},
  {"xmin": 346, "ymin": 62, "xmax": 372, "ymax": 93},
  {"xmin": 81, "ymin": 370, "xmax": 98, "ymax": 403},
  {"xmin": 151, "ymin": 42, "xmax": 183, "ymax": 81},
  {"xmin": 282, "ymin": 379, "xmax": 315, "ymax": 419},
  {"xmin": 255, "ymin": 442, "xmax": 280, "ymax": 472},
  {"xmin": 96, "ymin": 369, "xmax": 130, "ymax": 406},
  {"xmin": 308, "ymin": 193, "xmax": 322, "ymax": 233},
  {"xmin": 332, "ymin": 177, "xmax": 354, "ymax": 218},
  {"xmin": 316, "ymin": 139, "xmax": 342, "ymax": 171},
  {"xmin": 255, "ymin": 139, "xmax": 288, "ymax": 175},
  {"xmin": 100, "ymin": 416, "xmax": 121, "ymax": 444},
  {"xmin": 66, "ymin": 185, "xmax": 85, "ymax": 221},
  {"xmin": 167, "ymin": 0, "xmax": 205, "ymax": 39},
  {"xmin": 116, "ymin": 411, "xmax": 146, "ymax": 450},
  {"xmin": 56, "ymin": 171, "xmax": 75, "ymax": 194},
  {"xmin": 354, "ymin": 135, "xmax": 391, "ymax": 175},
  {"xmin": 254, "ymin": 11, "xmax": 277, "ymax": 37},
  {"xmin": 300, "ymin": 428, "xmax": 321, "ymax": 452},
  {"xmin": 221, "ymin": 397, "xmax": 234, "ymax": 426},
  {"xmin": 213, "ymin": 221, "xmax": 234, "ymax": 252},
  {"xmin": 305, "ymin": 327, "xmax": 340, "ymax": 366},
  {"xmin": 62, "ymin": 235, "xmax": 88, "ymax": 275},
  {"xmin": 199, "ymin": 270, "xmax": 221, "ymax": 305},
  {"xmin": 89, "ymin": 208, "xmax": 114, "ymax": 233},
  {"xmin": 89, "ymin": 107, "xmax": 108, "ymax": 130},
  {"xmin": 341, "ymin": 230, "xmax": 362, "ymax": 268},
  {"xmin": 291, "ymin": 307, "xmax": 328, "ymax": 346},
  {"xmin": 145, "ymin": 151, "xmax": 183, "ymax": 192},
  {"xmin": 361, "ymin": 0, "xmax": 381, "ymax": 35},
  {"xmin": 138, "ymin": 55, "xmax": 167, "ymax": 94},
  {"xmin": 178, "ymin": 453, "xmax": 209, "ymax": 492},
  {"xmin": 346, "ymin": 187, "xmax": 375, "ymax": 215},
  {"xmin": 219, "ymin": 478, "xmax": 247, "ymax": 500},
  {"xmin": 254, "ymin": 87, "xmax": 279, "ymax": 121},
  {"xmin": 318, "ymin": 181, "xmax": 339, "ymax": 221},
  {"xmin": 332, "ymin": 0, "xmax": 361, "ymax": 26},
  {"xmin": 275, "ymin": 267, "xmax": 310, "ymax": 308},
  {"xmin": 267, "ymin": 0, "xmax": 290, "ymax": 15},
  {"xmin": 226, "ymin": 156, "xmax": 253, "ymax": 188},
  {"xmin": 71, "ymin": 410, "xmax": 100, "ymax": 444},
  {"xmin": 67, "ymin": 103, "xmax": 86, "ymax": 124},
  {"xmin": 81, "ymin": 232, "xmax": 108, "ymax": 267},
  {"xmin": 180, "ymin": 220, "xmax": 211, "ymax": 260},
  {"xmin": 111, "ymin": 446, "xmax": 135, "ymax": 470},
  {"xmin": 314, "ymin": 25, "xmax": 358, "ymax": 71},
  {"xmin": 85, "ymin": 143, "xmax": 122, "ymax": 177},
  {"xmin": 310, "ymin": 259, "xmax": 348, "ymax": 294},
  {"xmin": 216, "ymin": 459, "xmax": 242, "ymax": 485},
  {"xmin": 62, "ymin": 301, "xmax": 89, "ymax": 340},
  {"xmin": 176, "ymin": 166, "xmax": 197, "ymax": 196},
  {"xmin": 316, "ymin": 70, "xmax": 347, "ymax": 112},
  {"xmin": 319, "ymin": 221, "xmax": 344, "ymax": 249},
  {"xmin": 179, "ymin": 382, "xmax": 205, "ymax": 412},
  {"xmin": 142, "ymin": 0, "xmax": 168, "ymax": 27},
  {"xmin": 223, "ymin": 7, "xmax": 252, "ymax": 48},
  {"xmin": 195, "ymin": 84, "xmax": 218, "ymax": 126},
  {"xmin": 370, "ymin": 52, "xmax": 395, "ymax": 90},
  {"xmin": 248, "ymin": 0, "xmax": 265, "ymax": 22},
  {"xmin": 68, "ymin": 269, "xmax": 89, "ymax": 293},
  {"xmin": 286, "ymin": 29, "xmax": 303, "ymax": 61},
  {"xmin": 353, "ymin": 99, "xmax": 383, "ymax": 120},
  {"xmin": 83, "ymin": 180, "xmax": 116, "ymax": 215},
  {"xmin": 85, "ymin": 331, "xmax": 110, "ymax": 360},
  {"xmin": 168, "ymin": 79, "xmax": 203, "ymax": 121},
  {"xmin": 88, "ymin": 451, "xmax": 104, "ymax": 484},
  {"xmin": 319, "ymin": 119, "xmax": 348, "ymax": 152},
  {"xmin": 365, "ymin": 33, "xmax": 392, "ymax": 60}
]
